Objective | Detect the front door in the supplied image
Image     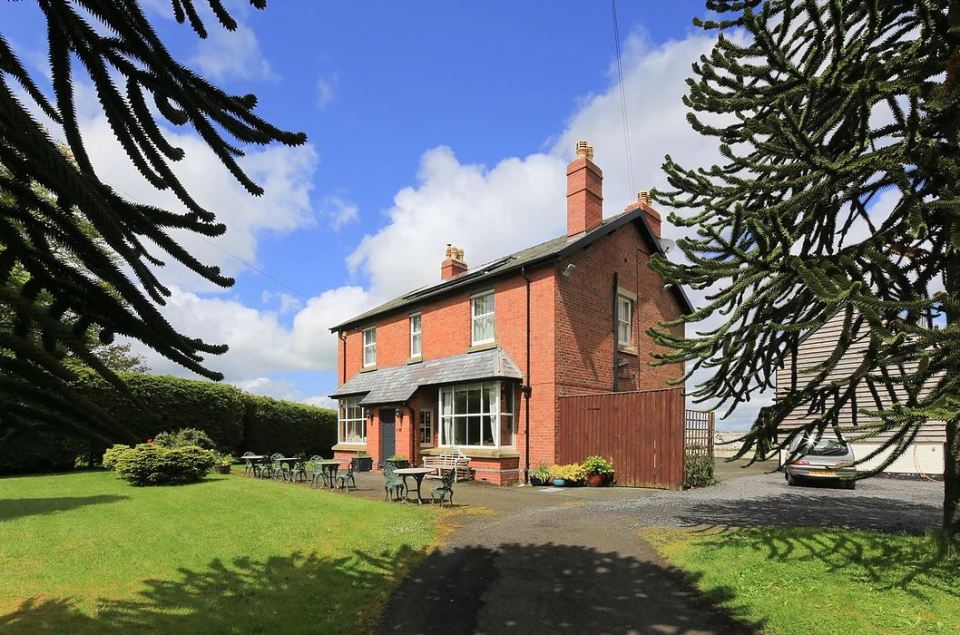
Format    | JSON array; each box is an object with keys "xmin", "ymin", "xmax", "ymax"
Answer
[{"xmin": 379, "ymin": 409, "xmax": 396, "ymax": 466}]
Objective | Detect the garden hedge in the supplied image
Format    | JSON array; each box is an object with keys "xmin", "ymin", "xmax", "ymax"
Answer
[{"xmin": 0, "ymin": 371, "xmax": 337, "ymax": 475}]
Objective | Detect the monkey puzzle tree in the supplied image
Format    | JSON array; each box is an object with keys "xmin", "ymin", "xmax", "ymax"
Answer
[
  {"xmin": 0, "ymin": 1, "xmax": 305, "ymax": 445},
  {"xmin": 651, "ymin": 0, "xmax": 960, "ymax": 536}
]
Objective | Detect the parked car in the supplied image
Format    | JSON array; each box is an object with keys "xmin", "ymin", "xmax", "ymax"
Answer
[{"xmin": 784, "ymin": 435, "xmax": 857, "ymax": 489}]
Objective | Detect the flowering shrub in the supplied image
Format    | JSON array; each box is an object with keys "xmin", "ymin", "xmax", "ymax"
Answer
[
  {"xmin": 110, "ymin": 444, "xmax": 217, "ymax": 486},
  {"xmin": 582, "ymin": 455, "xmax": 614, "ymax": 475},
  {"xmin": 153, "ymin": 428, "xmax": 217, "ymax": 450},
  {"xmin": 547, "ymin": 462, "xmax": 586, "ymax": 483}
]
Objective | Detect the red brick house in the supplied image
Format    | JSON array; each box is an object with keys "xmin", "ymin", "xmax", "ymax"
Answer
[{"xmin": 329, "ymin": 141, "xmax": 691, "ymax": 484}]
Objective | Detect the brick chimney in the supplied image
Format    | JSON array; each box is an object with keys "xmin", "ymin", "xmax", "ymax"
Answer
[
  {"xmin": 624, "ymin": 190, "xmax": 661, "ymax": 239},
  {"xmin": 567, "ymin": 140, "xmax": 603, "ymax": 237},
  {"xmin": 441, "ymin": 244, "xmax": 468, "ymax": 280}
]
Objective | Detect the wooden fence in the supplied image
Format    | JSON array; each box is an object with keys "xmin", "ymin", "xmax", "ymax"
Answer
[{"xmin": 556, "ymin": 388, "xmax": 685, "ymax": 489}]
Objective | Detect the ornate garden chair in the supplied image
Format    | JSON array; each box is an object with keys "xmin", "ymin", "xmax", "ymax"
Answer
[
  {"xmin": 241, "ymin": 452, "xmax": 258, "ymax": 478},
  {"xmin": 383, "ymin": 466, "xmax": 405, "ymax": 502},
  {"xmin": 431, "ymin": 470, "xmax": 455, "ymax": 508},
  {"xmin": 334, "ymin": 459, "xmax": 358, "ymax": 492},
  {"xmin": 308, "ymin": 455, "xmax": 323, "ymax": 488},
  {"xmin": 271, "ymin": 453, "xmax": 286, "ymax": 481},
  {"xmin": 289, "ymin": 457, "xmax": 307, "ymax": 484}
]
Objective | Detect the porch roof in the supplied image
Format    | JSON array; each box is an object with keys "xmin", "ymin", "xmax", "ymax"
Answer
[{"xmin": 330, "ymin": 348, "xmax": 522, "ymax": 405}]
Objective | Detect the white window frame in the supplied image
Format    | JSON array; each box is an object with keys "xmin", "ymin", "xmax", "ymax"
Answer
[
  {"xmin": 471, "ymin": 291, "xmax": 495, "ymax": 346},
  {"xmin": 362, "ymin": 327, "xmax": 376, "ymax": 368},
  {"xmin": 617, "ymin": 295, "xmax": 633, "ymax": 348},
  {"xmin": 438, "ymin": 381, "xmax": 516, "ymax": 448},
  {"xmin": 419, "ymin": 409, "xmax": 433, "ymax": 447},
  {"xmin": 338, "ymin": 396, "xmax": 366, "ymax": 444},
  {"xmin": 410, "ymin": 313, "xmax": 422, "ymax": 358}
]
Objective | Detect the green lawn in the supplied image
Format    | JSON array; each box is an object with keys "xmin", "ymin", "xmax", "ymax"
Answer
[
  {"xmin": 646, "ymin": 527, "xmax": 960, "ymax": 635},
  {"xmin": 0, "ymin": 470, "xmax": 438, "ymax": 633}
]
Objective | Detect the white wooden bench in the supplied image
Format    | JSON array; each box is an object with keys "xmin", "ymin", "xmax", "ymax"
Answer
[{"xmin": 422, "ymin": 447, "xmax": 471, "ymax": 482}]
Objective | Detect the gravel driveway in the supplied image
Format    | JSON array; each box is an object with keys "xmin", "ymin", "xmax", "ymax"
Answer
[{"xmin": 597, "ymin": 472, "xmax": 945, "ymax": 535}]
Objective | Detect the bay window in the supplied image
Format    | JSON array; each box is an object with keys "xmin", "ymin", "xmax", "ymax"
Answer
[
  {"xmin": 439, "ymin": 381, "xmax": 517, "ymax": 448},
  {"xmin": 338, "ymin": 397, "xmax": 366, "ymax": 443}
]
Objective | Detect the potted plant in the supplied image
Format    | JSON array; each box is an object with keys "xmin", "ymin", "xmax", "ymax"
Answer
[
  {"xmin": 214, "ymin": 454, "xmax": 234, "ymax": 475},
  {"xmin": 530, "ymin": 461, "xmax": 551, "ymax": 486},
  {"xmin": 548, "ymin": 463, "xmax": 585, "ymax": 487},
  {"xmin": 353, "ymin": 451, "xmax": 373, "ymax": 472},
  {"xmin": 583, "ymin": 455, "xmax": 614, "ymax": 487},
  {"xmin": 385, "ymin": 454, "xmax": 409, "ymax": 469}
]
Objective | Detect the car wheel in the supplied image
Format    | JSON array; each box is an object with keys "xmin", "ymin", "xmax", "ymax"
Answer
[
  {"xmin": 786, "ymin": 472, "xmax": 797, "ymax": 486},
  {"xmin": 845, "ymin": 479, "xmax": 856, "ymax": 490}
]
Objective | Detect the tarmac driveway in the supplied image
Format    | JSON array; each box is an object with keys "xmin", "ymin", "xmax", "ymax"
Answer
[{"xmin": 377, "ymin": 468, "xmax": 944, "ymax": 635}]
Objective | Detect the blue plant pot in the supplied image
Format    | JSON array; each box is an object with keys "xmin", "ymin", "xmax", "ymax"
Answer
[{"xmin": 552, "ymin": 478, "xmax": 566, "ymax": 487}]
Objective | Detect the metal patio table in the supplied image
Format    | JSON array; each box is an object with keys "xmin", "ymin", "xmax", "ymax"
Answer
[
  {"xmin": 313, "ymin": 459, "xmax": 341, "ymax": 488},
  {"xmin": 393, "ymin": 467, "xmax": 435, "ymax": 505}
]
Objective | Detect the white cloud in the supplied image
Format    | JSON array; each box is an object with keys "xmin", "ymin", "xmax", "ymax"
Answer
[
  {"xmin": 347, "ymin": 147, "xmax": 566, "ymax": 299},
  {"xmin": 78, "ymin": 116, "xmax": 317, "ymax": 292},
  {"xmin": 262, "ymin": 290, "xmax": 303, "ymax": 314},
  {"xmin": 137, "ymin": 285, "xmax": 370, "ymax": 380},
  {"xmin": 316, "ymin": 73, "xmax": 338, "ymax": 110},
  {"xmin": 190, "ymin": 22, "xmax": 275, "ymax": 81},
  {"xmin": 320, "ymin": 195, "xmax": 359, "ymax": 231}
]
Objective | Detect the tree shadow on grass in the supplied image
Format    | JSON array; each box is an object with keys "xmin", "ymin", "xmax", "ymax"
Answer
[
  {"xmin": 0, "ymin": 495, "xmax": 128, "ymax": 522},
  {"xmin": 675, "ymin": 493, "xmax": 957, "ymax": 603},
  {"xmin": 379, "ymin": 542, "xmax": 762, "ymax": 634},
  {"xmin": 0, "ymin": 546, "xmax": 425, "ymax": 634},
  {"xmin": 2, "ymin": 542, "xmax": 761, "ymax": 634}
]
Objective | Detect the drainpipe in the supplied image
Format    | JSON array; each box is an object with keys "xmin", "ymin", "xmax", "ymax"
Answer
[
  {"xmin": 612, "ymin": 272, "xmax": 619, "ymax": 392},
  {"xmin": 338, "ymin": 330, "xmax": 347, "ymax": 385},
  {"xmin": 521, "ymin": 265, "xmax": 532, "ymax": 484}
]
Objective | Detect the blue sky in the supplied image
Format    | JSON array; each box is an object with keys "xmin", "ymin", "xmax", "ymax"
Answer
[{"xmin": 6, "ymin": 1, "xmax": 763, "ymax": 428}]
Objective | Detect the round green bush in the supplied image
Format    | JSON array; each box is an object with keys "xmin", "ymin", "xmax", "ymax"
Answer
[
  {"xmin": 113, "ymin": 444, "xmax": 217, "ymax": 486},
  {"xmin": 153, "ymin": 428, "xmax": 217, "ymax": 450}
]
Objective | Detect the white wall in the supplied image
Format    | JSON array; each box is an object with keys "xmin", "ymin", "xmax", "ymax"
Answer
[{"xmin": 779, "ymin": 442, "xmax": 944, "ymax": 477}]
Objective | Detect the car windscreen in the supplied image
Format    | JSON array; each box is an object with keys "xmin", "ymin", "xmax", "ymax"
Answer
[{"xmin": 802, "ymin": 439, "xmax": 849, "ymax": 456}]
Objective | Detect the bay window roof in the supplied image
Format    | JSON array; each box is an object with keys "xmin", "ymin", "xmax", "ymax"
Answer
[{"xmin": 329, "ymin": 347, "xmax": 522, "ymax": 405}]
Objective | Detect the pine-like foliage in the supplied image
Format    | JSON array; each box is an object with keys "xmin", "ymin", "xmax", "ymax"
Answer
[
  {"xmin": 650, "ymin": 1, "xmax": 960, "ymax": 531},
  {"xmin": 0, "ymin": 1, "xmax": 305, "ymax": 445}
]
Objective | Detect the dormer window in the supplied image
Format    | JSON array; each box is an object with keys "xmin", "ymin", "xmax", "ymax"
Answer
[
  {"xmin": 471, "ymin": 291, "xmax": 495, "ymax": 345},
  {"xmin": 362, "ymin": 327, "xmax": 377, "ymax": 368}
]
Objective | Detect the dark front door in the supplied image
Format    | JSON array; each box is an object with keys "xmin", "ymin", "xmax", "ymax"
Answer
[{"xmin": 379, "ymin": 409, "xmax": 396, "ymax": 466}]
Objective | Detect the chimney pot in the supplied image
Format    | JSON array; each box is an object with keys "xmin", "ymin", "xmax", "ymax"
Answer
[
  {"xmin": 625, "ymin": 189, "xmax": 661, "ymax": 239},
  {"xmin": 441, "ymin": 244, "xmax": 468, "ymax": 280},
  {"xmin": 567, "ymin": 140, "xmax": 603, "ymax": 237}
]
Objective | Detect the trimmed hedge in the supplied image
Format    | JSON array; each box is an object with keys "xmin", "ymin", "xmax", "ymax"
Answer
[
  {"xmin": 0, "ymin": 371, "xmax": 336, "ymax": 475},
  {"xmin": 243, "ymin": 395, "xmax": 337, "ymax": 456},
  {"xmin": 111, "ymin": 444, "xmax": 217, "ymax": 486}
]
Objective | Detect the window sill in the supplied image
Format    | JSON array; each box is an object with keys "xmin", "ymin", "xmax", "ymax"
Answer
[
  {"xmin": 617, "ymin": 346, "xmax": 638, "ymax": 356},
  {"xmin": 332, "ymin": 442, "xmax": 367, "ymax": 451},
  {"xmin": 467, "ymin": 341, "xmax": 498, "ymax": 353},
  {"xmin": 423, "ymin": 446, "xmax": 520, "ymax": 459},
  {"xmin": 406, "ymin": 356, "xmax": 423, "ymax": 365},
  {"xmin": 359, "ymin": 365, "xmax": 378, "ymax": 373}
]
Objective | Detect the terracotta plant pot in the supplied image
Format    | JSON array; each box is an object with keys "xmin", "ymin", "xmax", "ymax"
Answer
[{"xmin": 586, "ymin": 473, "xmax": 612, "ymax": 487}]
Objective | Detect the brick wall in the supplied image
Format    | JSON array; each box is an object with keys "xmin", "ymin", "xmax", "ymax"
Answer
[
  {"xmin": 555, "ymin": 220, "xmax": 685, "ymax": 397},
  {"xmin": 337, "ymin": 268, "xmax": 556, "ymax": 474}
]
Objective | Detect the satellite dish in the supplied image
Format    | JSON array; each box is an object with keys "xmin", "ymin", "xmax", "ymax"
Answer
[{"xmin": 659, "ymin": 238, "xmax": 677, "ymax": 254}]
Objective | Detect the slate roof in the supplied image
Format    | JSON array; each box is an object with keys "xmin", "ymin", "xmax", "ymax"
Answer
[
  {"xmin": 329, "ymin": 347, "xmax": 522, "ymax": 405},
  {"xmin": 330, "ymin": 206, "xmax": 694, "ymax": 333}
]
